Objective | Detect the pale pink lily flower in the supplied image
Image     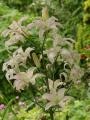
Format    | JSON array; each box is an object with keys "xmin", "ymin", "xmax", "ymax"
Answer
[{"xmin": 42, "ymin": 79, "xmax": 72, "ymax": 110}]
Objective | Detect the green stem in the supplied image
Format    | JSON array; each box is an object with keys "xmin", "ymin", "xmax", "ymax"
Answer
[
  {"xmin": 41, "ymin": 32, "xmax": 47, "ymax": 68},
  {"xmin": 40, "ymin": 31, "xmax": 54, "ymax": 120},
  {"xmin": 30, "ymin": 85, "xmax": 44, "ymax": 109},
  {"xmin": 49, "ymin": 108, "xmax": 54, "ymax": 120}
]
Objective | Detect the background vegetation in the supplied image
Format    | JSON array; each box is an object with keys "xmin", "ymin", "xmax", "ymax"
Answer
[{"xmin": 0, "ymin": 0, "xmax": 90, "ymax": 120}]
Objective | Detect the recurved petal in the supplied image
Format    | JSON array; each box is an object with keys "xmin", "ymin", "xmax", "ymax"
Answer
[{"xmin": 45, "ymin": 102, "xmax": 54, "ymax": 110}]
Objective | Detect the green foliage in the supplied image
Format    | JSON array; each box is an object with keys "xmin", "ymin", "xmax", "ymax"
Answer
[
  {"xmin": 1, "ymin": 0, "xmax": 33, "ymax": 11},
  {"xmin": 17, "ymin": 107, "xmax": 47, "ymax": 120},
  {"xmin": 58, "ymin": 100, "xmax": 90, "ymax": 120},
  {"xmin": 0, "ymin": 3, "xmax": 22, "ymax": 33},
  {"xmin": 76, "ymin": 24, "xmax": 90, "ymax": 53},
  {"xmin": 1, "ymin": 100, "xmax": 90, "ymax": 120},
  {"xmin": 76, "ymin": 0, "xmax": 90, "ymax": 59},
  {"xmin": 84, "ymin": 0, "xmax": 90, "ymax": 23},
  {"xmin": 48, "ymin": 0, "xmax": 83, "ymax": 38}
]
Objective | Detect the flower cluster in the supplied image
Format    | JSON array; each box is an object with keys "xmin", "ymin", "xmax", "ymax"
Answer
[
  {"xmin": 2, "ymin": 7, "xmax": 84, "ymax": 113},
  {"xmin": 2, "ymin": 47, "xmax": 36, "ymax": 91}
]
